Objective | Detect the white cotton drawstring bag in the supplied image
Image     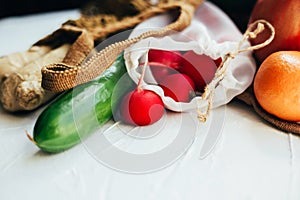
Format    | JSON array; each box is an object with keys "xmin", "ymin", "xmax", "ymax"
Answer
[{"xmin": 123, "ymin": 1, "xmax": 273, "ymax": 120}]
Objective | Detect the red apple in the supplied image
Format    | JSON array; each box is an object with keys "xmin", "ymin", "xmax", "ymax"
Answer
[{"xmin": 249, "ymin": 0, "xmax": 300, "ymax": 62}]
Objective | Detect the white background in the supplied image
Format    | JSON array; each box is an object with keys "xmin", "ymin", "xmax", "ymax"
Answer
[{"xmin": 0, "ymin": 7, "xmax": 300, "ymax": 200}]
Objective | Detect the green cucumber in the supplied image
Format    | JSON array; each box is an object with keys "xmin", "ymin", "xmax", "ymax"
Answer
[{"xmin": 33, "ymin": 54, "xmax": 134, "ymax": 153}]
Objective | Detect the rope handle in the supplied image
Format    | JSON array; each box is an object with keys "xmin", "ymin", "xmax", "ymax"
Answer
[
  {"xmin": 197, "ymin": 19, "xmax": 275, "ymax": 122},
  {"xmin": 41, "ymin": 1, "xmax": 204, "ymax": 92}
]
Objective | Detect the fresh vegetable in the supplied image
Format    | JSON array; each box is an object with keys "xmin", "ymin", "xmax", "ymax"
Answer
[
  {"xmin": 249, "ymin": 0, "xmax": 300, "ymax": 62},
  {"xmin": 254, "ymin": 51, "xmax": 300, "ymax": 121},
  {"xmin": 213, "ymin": 57, "xmax": 223, "ymax": 67},
  {"xmin": 120, "ymin": 48, "xmax": 218, "ymax": 126},
  {"xmin": 120, "ymin": 89, "xmax": 164, "ymax": 126},
  {"xmin": 32, "ymin": 54, "xmax": 134, "ymax": 153},
  {"xmin": 148, "ymin": 62, "xmax": 177, "ymax": 83},
  {"xmin": 159, "ymin": 73, "xmax": 195, "ymax": 102},
  {"xmin": 0, "ymin": 45, "xmax": 51, "ymax": 88},
  {"xmin": 180, "ymin": 51, "xmax": 217, "ymax": 91},
  {"xmin": 148, "ymin": 49, "xmax": 182, "ymax": 70},
  {"xmin": 120, "ymin": 53, "xmax": 164, "ymax": 126},
  {"xmin": 148, "ymin": 49, "xmax": 218, "ymax": 92},
  {"xmin": 1, "ymin": 44, "xmax": 70, "ymax": 112}
]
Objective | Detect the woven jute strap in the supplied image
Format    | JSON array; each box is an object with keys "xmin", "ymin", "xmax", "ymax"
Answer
[
  {"xmin": 237, "ymin": 87, "xmax": 300, "ymax": 135},
  {"xmin": 41, "ymin": 0, "xmax": 204, "ymax": 92}
]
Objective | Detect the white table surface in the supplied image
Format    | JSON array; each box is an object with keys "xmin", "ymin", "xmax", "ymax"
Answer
[{"xmin": 0, "ymin": 8, "xmax": 300, "ymax": 200}]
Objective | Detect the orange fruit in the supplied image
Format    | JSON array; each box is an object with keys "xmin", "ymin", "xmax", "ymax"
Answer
[{"xmin": 254, "ymin": 51, "xmax": 300, "ymax": 121}]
